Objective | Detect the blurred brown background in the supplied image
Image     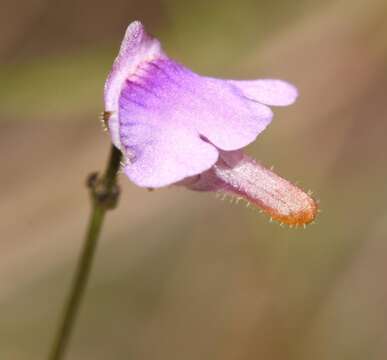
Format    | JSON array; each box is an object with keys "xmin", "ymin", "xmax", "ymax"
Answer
[{"xmin": 1, "ymin": 0, "xmax": 387, "ymax": 359}]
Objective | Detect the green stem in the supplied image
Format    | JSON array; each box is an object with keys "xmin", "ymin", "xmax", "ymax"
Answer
[{"xmin": 48, "ymin": 145, "xmax": 122, "ymax": 360}]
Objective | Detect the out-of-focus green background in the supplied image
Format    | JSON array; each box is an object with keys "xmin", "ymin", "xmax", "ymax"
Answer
[{"xmin": 1, "ymin": 0, "xmax": 387, "ymax": 359}]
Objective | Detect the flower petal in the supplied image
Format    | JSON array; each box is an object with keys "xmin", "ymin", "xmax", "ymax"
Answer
[
  {"xmin": 121, "ymin": 122, "xmax": 219, "ymax": 188},
  {"xmin": 104, "ymin": 21, "xmax": 165, "ymax": 149},
  {"xmin": 117, "ymin": 57, "xmax": 273, "ymax": 187},
  {"xmin": 229, "ymin": 79, "xmax": 298, "ymax": 106}
]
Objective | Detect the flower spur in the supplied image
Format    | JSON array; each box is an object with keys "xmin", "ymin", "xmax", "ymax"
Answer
[{"xmin": 104, "ymin": 21, "xmax": 317, "ymax": 226}]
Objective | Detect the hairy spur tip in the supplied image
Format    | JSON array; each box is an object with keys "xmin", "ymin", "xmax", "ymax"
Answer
[{"xmin": 212, "ymin": 154, "xmax": 319, "ymax": 227}]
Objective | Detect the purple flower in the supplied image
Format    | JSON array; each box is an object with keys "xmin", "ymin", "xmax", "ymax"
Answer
[{"xmin": 104, "ymin": 21, "xmax": 317, "ymax": 226}]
